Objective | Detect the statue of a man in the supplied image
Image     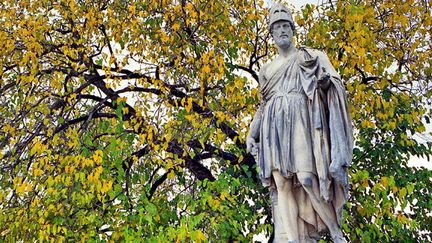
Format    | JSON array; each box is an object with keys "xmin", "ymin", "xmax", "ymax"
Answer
[{"xmin": 246, "ymin": 3, "xmax": 353, "ymax": 243}]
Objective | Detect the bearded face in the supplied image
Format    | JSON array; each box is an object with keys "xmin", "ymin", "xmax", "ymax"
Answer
[{"xmin": 271, "ymin": 20, "xmax": 294, "ymax": 49}]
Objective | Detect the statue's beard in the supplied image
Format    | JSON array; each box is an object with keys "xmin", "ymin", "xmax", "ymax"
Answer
[{"xmin": 275, "ymin": 38, "xmax": 292, "ymax": 49}]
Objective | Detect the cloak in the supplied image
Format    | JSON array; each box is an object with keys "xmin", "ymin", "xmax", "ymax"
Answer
[{"xmin": 297, "ymin": 46, "xmax": 353, "ymax": 225}]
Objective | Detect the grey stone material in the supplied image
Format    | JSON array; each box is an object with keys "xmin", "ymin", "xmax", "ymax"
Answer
[{"xmin": 246, "ymin": 3, "xmax": 353, "ymax": 243}]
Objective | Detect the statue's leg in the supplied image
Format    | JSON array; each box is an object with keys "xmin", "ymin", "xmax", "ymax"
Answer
[
  {"xmin": 272, "ymin": 170, "xmax": 299, "ymax": 241},
  {"xmin": 296, "ymin": 172, "xmax": 345, "ymax": 242}
]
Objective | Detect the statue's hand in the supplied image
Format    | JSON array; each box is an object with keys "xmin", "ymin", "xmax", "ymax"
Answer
[
  {"xmin": 329, "ymin": 160, "xmax": 348, "ymax": 184},
  {"xmin": 246, "ymin": 136, "xmax": 259, "ymax": 157},
  {"xmin": 318, "ymin": 67, "xmax": 331, "ymax": 89}
]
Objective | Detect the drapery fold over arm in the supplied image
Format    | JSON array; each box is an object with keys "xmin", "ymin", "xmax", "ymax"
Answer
[
  {"xmin": 248, "ymin": 63, "xmax": 268, "ymax": 141},
  {"xmin": 248, "ymin": 107, "xmax": 262, "ymax": 141}
]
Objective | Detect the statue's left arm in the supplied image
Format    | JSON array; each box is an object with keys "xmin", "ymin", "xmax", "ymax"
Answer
[
  {"xmin": 300, "ymin": 47, "xmax": 353, "ymax": 186},
  {"xmin": 316, "ymin": 50, "xmax": 354, "ymax": 185},
  {"xmin": 314, "ymin": 50, "xmax": 341, "ymax": 90}
]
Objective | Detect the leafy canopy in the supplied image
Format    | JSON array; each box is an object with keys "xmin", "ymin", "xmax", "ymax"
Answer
[{"xmin": 0, "ymin": 0, "xmax": 430, "ymax": 242}]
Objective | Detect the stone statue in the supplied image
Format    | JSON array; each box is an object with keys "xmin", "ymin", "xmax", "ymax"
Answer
[{"xmin": 246, "ymin": 3, "xmax": 353, "ymax": 243}]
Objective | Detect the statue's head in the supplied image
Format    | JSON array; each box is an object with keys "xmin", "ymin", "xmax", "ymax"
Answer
[{"xmin": 269, "ymin": 3, "xmax": 295, "ymax": 49}]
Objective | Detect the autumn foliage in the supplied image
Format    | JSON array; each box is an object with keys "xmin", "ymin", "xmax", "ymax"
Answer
[{"xmin": 0, "ymin": 0, "xmax": 431, "ymax": 241}]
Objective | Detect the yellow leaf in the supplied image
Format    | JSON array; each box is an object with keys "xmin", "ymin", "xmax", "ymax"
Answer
[
  {"xmin": 202, "ymin": 65, "xmax": 210, "ymax": 74},
  {"xmin": 381, "ymin": 176, "xmax": 388, "ymax": 188},
  {"xmin": 195, "ymin": 230, "xmax": 206, "ymax": 243},
  {"xmin": 30, "ymin": 140, "xmax": 44, "ymax": 156},
  {"xmin": 172, "ymin": 23, "xmax": 180, "ymax": 31},
  {"xmin": 185, "ymin": 97, "xmax": 193, "ymax": 113},
  {"xmin": 167, "ymin": 170, "xmax": 175, "ymax": 179}
]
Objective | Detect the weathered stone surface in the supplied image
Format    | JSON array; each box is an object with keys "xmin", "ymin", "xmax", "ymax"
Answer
[{"xmin": 246, "ymin": 3, "xmax": 353, "ymax": 242}]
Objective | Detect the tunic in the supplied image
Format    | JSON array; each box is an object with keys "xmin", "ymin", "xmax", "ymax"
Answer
[{"xmin": 258, "ymin": 54, "xmax": 315, "ymax": 184}]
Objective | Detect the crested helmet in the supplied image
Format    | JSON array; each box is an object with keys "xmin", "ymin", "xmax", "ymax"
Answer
[{"xmin": 269, "ymin": 3, "xmax": 294, "ymax": 30}]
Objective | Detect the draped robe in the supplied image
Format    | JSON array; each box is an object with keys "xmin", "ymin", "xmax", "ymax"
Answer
[{"xmin": 253, "ymin": 47, "xmax": 353, "ymax": 239}]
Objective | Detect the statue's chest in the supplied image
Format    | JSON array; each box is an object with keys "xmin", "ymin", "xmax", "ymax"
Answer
[{"xmin": 264, "ymin": 58, "xmax": 298, "ymax": 82}]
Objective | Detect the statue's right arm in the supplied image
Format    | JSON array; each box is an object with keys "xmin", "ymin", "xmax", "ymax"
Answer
[
  {"xmin": 246, "ymin": 65, "xmax": 267, "ymax": 153},
  {"xmin": 247, "ymin": 106, "xmax": 262, "ymax": 141}
]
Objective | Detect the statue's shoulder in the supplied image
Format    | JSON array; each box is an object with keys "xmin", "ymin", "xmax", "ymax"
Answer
[
  {"xmin": 298, "ymin": 46, "xmax": 328, "ymax": 60},
  {"xmin": 260, "ymin": 56, "xmax": 283, "ymax": 75},
  {"xmin": 260, "ymin": 61, "xmax": 271, "ymax": 72},
  {"xmin": 260, "ymin": 59, "xmax": 280, "ymax": 73},
  {"xmin": 258, "ymin": 61, "xmax": 272, "ymax": 85},
  {"xmin": 298, "ymin": 46, "xmax": 335, "ymax": 69},
  {"xmin": 299, "ymin": 46, "xmax": 340, "ymax": 79}
]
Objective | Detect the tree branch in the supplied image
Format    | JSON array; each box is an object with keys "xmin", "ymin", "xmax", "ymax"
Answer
[
  {"xmin": 53, "ymin": 112, "xmax": 116, "ymax": 134},
  {"xmin": 355, "ymin": 64, "xmax": 379, "ymax": 84}
]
